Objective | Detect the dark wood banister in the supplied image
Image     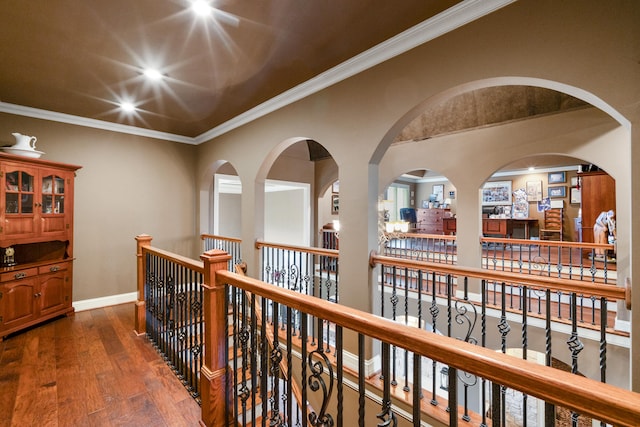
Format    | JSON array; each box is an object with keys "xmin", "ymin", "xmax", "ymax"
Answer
[
  {"xmin": 370, "ymin": 252, "xmax": 631, "ymax": 309},
  {"xmin": 216, "ymin": 268, "xmax": 640, "ymax": 427}
]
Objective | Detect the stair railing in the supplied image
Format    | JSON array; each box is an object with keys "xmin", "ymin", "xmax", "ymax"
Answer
[{"xmin": 203, "ymin": 254, "xmax": 640, "ymax": 426}]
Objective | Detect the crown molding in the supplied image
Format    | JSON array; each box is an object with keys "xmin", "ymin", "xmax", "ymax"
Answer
[
  {"xmin": 0, "ymin": 0, "xmax": 515, "ymax": 145},
  {"xmin": 0, "ymin": 101, "xmax": 196, "ymax": 144},
  {"xmin": 196, "ymin": 0, "xmax": 516, "ymax": 143}
]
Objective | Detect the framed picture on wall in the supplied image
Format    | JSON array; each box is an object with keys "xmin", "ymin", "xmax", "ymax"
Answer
[
  {"xmin": 526, "ymin": 180, "xmax": 542, "ymax": 202},
  {"xmin": 548, "ymin": 186, "xmax": 566, "ymax": 198},
  {"xmin": 570, "ymin": 187, "xmax": 581, "ymax": 204},
  {"xmin": 481, "ymin": 181, "xmax": 512, "ymax": 205},
  {"xmin": 548, "ymin": 171, "xmax": 566, "ymax": 184},
  {"xmin": 432, "ymin": 184, "xmax": 444, "ymax": 203},
  {"xmin": 331, "ymin": 194, "xmax": 339, "ymax": 214}
]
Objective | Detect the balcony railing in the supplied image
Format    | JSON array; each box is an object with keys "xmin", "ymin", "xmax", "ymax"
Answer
[
  {"xmin": 135, "ymin": 235, "xmax": 206, "ymax": 403},
  {"xmin": 201, "ymin": 233, "xmax": 242, "ymax": 271},
  {"xmin": 207, "ymin": 253, "xmax": 640, "ymax": 426},
  {"xmin": 135, "ymin": 235, "xmax": 636, "ymax": 426},
  {"xmin": 381, "ymin": 232, "xmax": 616, "ymax": 284}
]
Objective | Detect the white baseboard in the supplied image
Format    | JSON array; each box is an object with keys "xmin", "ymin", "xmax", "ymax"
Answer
[
  {"xmin": 615, "ymin": 318, "xmax": 631, "ymax": 334},
  {"xmin": 73, "ymin": 291, "xmax": 138, "ymax": 312}
]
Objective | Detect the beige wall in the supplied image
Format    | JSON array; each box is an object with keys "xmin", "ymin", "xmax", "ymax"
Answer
[
  {"xmin": 0, "ymin": 114, "xmax": 198, "ymax": 301},
  {"xmin": 0, "ymin": 0, "xmax": 637, "ymax": 388},
  {"xmin": 195, "ymin": 0, "xmax": 639, "ymax": 387}
]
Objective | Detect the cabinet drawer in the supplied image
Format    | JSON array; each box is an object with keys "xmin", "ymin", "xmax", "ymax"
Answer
[
  {"xmin": 38, "ymin": 263, "xmax": 69, "ymax": 275},
  {"xmin": 0, "ymin": 268, "xmax": 38, "ymax": 282}
]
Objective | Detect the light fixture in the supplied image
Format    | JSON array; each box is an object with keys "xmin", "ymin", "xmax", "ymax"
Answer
[
  {"xmin": 384, "ymin": 221, "xmax": 409, "ymax": 233},
  {"xmin": 191, "ymin": 0, "xmax": 212, "ymax": 16},
  {"xmin": 120, "ymin": 102, "xmax": 136, "ymax": 113},
  {"xmin": 143, "ymin": 68, "xmax": 163, "ymax": 81}
]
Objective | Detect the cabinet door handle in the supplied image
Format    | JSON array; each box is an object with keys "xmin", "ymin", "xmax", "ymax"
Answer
[
  {"xmin": 50, "ymin": 266, "xmax": 60, "ymax": 272},
  {"xmin": 14, "ymin": 272, "xmax": 27, "ymax": 280},
  {"xmin": 34, "ymin": 292, "xmax": 42, "ymax": 298}
]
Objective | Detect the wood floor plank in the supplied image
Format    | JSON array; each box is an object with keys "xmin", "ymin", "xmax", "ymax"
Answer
[
  {"xmin": 0, "ymin": 334, "xmax": 25, "ymax": 427},
  {"xmin": 1, "ymin": 303, "xmax": 202, "ymax": 427},
  {"xmin": 10, "ymin": 335, "xmax": 40, "ymax": 426}
]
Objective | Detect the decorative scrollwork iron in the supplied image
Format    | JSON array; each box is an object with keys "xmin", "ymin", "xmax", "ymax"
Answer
[
  {"xmin": 308, "ymin": 350, "xmax": 334, "ymax": 427},
  {"xmin": 454, "ymin": 300, "xmax": 478, "ymax": 345},
  {"xmin": 376, "ymin": 399, "xmax": 397, "ymax": 427}
]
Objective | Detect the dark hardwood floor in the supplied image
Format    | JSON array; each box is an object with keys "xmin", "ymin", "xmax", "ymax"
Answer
[{"xmin": 0, "ymin": 303, "xmax": 202, "ymax": 427}]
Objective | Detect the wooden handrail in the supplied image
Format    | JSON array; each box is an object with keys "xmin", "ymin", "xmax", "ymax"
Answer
[
  {"xmin": 385, "ymin": 231, "xmax": 457, "ymax": 241},
  {"xmin": 481, "ymin": 235, "xmax": 615, "ymax": 250},
  {"xmin": 217, "ymin": 269, "xmax": 640, "ymax": 426},
  {"xmin": 370, "ymin": 252, "xmax": 630, "ymax": 306},
  {"xmin": 200, "ymin": 233, "xmax": 242, "ymax": 243},
  {"xmin": 143, "ymin": 246, "xmax": 205, "ymax": 273},
  {"xmin": 255, "ymin": 239, "xmax": 339, "ymax": 258}
]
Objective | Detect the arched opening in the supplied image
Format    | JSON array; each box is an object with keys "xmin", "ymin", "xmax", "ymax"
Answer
[
  {"xmin": 260, "ymin": 138, "xmax": 337, "ymax": 247},
  {"xmin": 213, "ymin": 162, "xmax": 241, "ymax": 237}
]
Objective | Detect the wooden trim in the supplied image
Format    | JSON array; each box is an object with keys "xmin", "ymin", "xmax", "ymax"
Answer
[
  {"xmin": 134, "ymin": 234, "xmax": 152, "ymax": 335},
  {"xmin": 217, "ymin": 270, "xmax": 640, "ymax": 427},
  {"xmin": 255, "ymin": 239, "xmax": 339, "ymax": 258},
  {"xmin": 142, "ymin": 246, "xmax": 205, "ymax": 273},
  {"xmin": 481, "ymin": 236, "xmax": 614, "ymax": 250},
  {"xmin": 0, "ymin": 152, "xmax": 82, "ymax": 171},
  {"xmin": 370, "ymin": 253, "xmax": 627, "ymax": 302},
  {"xmin": 200, "ymin": 233, "xmax": 242, "ymax": 243}
]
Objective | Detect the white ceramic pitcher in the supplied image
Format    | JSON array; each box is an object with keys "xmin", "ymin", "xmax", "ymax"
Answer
[{"xmin": 11, "ymin": 133, "xmax": 37, "ymax": 150}]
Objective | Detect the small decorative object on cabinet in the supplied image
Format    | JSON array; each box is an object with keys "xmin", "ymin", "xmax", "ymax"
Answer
[{"xmin": 0, "ymin": 152, "xmax": 81, "ymax": 341}]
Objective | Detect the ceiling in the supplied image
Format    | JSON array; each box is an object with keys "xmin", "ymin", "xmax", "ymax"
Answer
[{"xmin": 0, "ymin": 0, "xmax": 480, "ymax": 142}]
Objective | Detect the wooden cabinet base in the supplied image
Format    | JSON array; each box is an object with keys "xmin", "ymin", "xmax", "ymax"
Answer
[{"xmin": 0, "ymin": 306, "xmax": 74, "ymax": 342}]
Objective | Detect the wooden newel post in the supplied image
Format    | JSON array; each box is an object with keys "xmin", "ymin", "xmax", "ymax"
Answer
[
  {"xmin": 199, "ymin": 249, "xmax": 233, "ymax": 427},
  {"xmin": 134, "ymin": 234, "xmax": 153, "ymax": 335}
]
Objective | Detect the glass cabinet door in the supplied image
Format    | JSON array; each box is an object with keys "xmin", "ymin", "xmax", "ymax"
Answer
[
  {"xmin": 4, "ymin": 170, "xmax": 34, "ymax": 214},
  {"xmin": 42, "ymin": 175, "xmax": 65, "ymax": 214}
]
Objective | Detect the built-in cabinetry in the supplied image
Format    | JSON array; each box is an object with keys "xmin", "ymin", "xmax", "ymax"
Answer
[
  {"xmin": 578, "ymin": 171, "xmax": 615, "ymax": 244},
  {"xmin": 0, "ymin": 153, "xmax": 81, "ymax": 341},
  {"xmin": 416, "ymin": 208, "xmax": 450, "ymax": 234}
]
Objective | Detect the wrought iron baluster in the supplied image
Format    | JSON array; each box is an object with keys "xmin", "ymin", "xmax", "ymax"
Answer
[
  {"xmin": 390, "ymin": 266, "xmax": 398, "ymax": 387},
  {"xmin": 377, "ymin": 342, "xmax": 396, "ymax": 427},
  {"xmin": 403, "ymin": 267, "xmax": 410, "ymax": 392},
  {"xmin": 430, "ymin": 270, "xmax": 439, "ymax": 406},
  {"xmin": 250, "ymin": 294, "xmax": 257, "ymax": 427},
  {"xmin": 568, "ymin": 292, "xmax": 584, "ymax": 426},
  {"xmin": 336, "ymin": 325, "xmax": 343, "ymax": 427},
  {"xmin": 308, "ymin": 319, "xmax": 334, "ymax": 427},
  {"xmin": 301, "ymin": 312, "xmax": 308, "ymax": 427},
  {"xmin": 358, "ymin": 334, "xmax": 365, "ymax": 427},
  {"xmin": 286, "ymin": 306, "xmax": 293, "ymax": 426}
]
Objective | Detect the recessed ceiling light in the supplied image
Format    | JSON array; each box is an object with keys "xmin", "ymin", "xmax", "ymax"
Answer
[
  {"xmin": 120, "ymin": 102, "xmax": 136, "ymax": 112},
  {"xmin": 191, "ymin": 0, "xmax": 212, "ymax": 17},
  {"xmin": 528, "ymin": 167, "xmax": 535, "ymax": 171},
  {"xmin": 143, "ymin": 68, "xmax": 163, "ymax": 81}
]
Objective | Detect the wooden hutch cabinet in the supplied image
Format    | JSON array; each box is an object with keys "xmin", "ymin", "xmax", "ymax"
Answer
[
  {"xmin": 0, "ymin": 153, "xmax": 81, "ymax": 341},
  {"xmin": 578, "ymin": 171, "xmax": 616, "ymax": 244}
]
